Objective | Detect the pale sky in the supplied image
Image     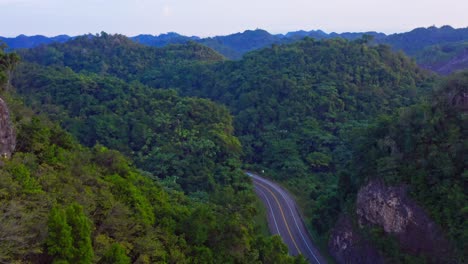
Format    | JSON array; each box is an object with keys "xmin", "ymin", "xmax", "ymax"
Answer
[{"xmin": 1, "ymin": 0, "xmax": 467, "ymax": 37}]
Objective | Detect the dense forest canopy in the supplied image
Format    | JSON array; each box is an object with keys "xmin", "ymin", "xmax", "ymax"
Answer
[
  {"xmin": 3, "ymin": 25, "xmax": 467, "ymax": 62},
  {"xmin": 7, "ymin": 31, "xmax": 468, "ymax": 263},
  {"xmin": 341, "ymin": 71, "xmax": 467, "ymax": 261},
  {"xmin": 13, "ymin": 64, "xmax": 241, "ymax": 194},
  {"xmin": 1, "ymin": 44, "xmax": 306, "ymax": 263}
]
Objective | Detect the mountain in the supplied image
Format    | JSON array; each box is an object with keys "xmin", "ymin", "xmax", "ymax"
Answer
[
  {"xmin": 2, "ymin": 26, "xmax": 468, "ymax": 74},
  {"xmin": 0, "ymin": 34, "xmax": 71, "ymax": 50},
  {"xmin": 130, "ymin": 29, "xmax": 387, "ymax": 59},
  {"xmin": 9, "ymin": 32, "xmax": 467, "ymax": 263},
  {"xmin": 331, "ymin": 71, "xmax": 467, "ymax": 263},
  {"xmin": 415, "ymin": 41, "xmax": 468, "ymax": 74},
  {"xmin": 284, "ymin": 29, "xmax": 329, "ymax": 39},
  {"xmin": 131, "ymin": 32, "xmax": 199, "ymax": 47},
  {"xmin": 379, "ymin": 25, "xmax": 468, "ymax": 56},
  {"xmin": 197, "ymin": 29, "xmax": 284, "ymax": 59},
  {"xmin": 14, "ymin": 34, "xmax": 443, "ymax": 259},
  {"xmin": 18, "ymin": 32, "xmax": 224, "ymax": 81},
  {"xmin": 2, "ymin": 36, "xmax": 305, "ymax": 264}
]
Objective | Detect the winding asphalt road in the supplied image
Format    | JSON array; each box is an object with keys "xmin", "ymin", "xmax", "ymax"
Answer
[{"xmin": 247, "ymin": 172, "xmax": 326, "ymax": 264}]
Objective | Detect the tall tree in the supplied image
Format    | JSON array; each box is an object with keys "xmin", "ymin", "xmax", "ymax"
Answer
[
  {"xmin": 46, "ymin": 206, "xmax": 73, "ymax": 263},
  {"xmin": 66, "ymin": 203, "xmax": 94, "ymax": 264}
]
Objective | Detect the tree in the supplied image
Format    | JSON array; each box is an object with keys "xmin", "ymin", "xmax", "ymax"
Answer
[
  {"xmin": 66, "ymin": 203, "xmax": 94, "ymax": 264},
  {"xmin": 99, "ymin": 243, "xmax": 130, "ymax": 264},
  {"xmin": 0, "ymin": 45, "xmax": 19, "ymax": 90},
  {"xmin": 46, "ymin": 206, "xmax": 73, "ymax": 263},
  {"xmin": 46, "ymin": 204, "xmax": 93, "ymax": 264}
]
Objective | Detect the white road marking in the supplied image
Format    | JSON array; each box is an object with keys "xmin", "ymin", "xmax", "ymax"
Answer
[
  {"xmin": 249, "ymin": 172, "xmax": 322, "ymax": 264},
  {"xmin": 255, "ymin": 186, "xmax": 281, "ymax": 236}
]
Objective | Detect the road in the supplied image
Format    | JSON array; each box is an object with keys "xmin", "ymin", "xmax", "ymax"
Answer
[{"xmin": 247, "ymin": 172, "xmax": 326, "ymax": 264}]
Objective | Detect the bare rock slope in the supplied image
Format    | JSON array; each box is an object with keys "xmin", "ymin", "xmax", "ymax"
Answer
[
  {"xmin": 330, "ymin": 180, "xmax": 455, "ymax": 263},
  {"xmin": 0, "ymin": 97, "xmax": 15, "ymax": 158}
]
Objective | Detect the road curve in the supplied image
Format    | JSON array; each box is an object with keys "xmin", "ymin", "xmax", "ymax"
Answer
[{"xmin": 247, "ymin": 172, "xmax": 326, "ymax": 264}]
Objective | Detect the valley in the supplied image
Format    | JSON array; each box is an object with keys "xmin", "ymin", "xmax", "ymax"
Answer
[{"xmin": 1, "ymin": 25, "xmax": 466, "ymax": 264}]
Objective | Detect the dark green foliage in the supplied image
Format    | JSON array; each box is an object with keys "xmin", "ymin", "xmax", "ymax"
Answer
[
  {"xmin": 99, "ymin": 243, "xmax": 130, "ymax": 264},
  {"xmin": 379, "ymin": 25, "xmax": 468, "ymax": 56},
  {"xmin": 46, "ymin": 206, "xmax": 74, "ymax": 263},
  {"xmin": 362, "ymin": 227, "xmax": 427, "ymax": 264},
  {"xmin": 415, "ymin": 41, "xmax": 468, "ymax": 65},
  {"xmin": 138, "ymin": 37, "xmax": 434, "ymax": 239},
  {"xmin": 3, "ymin": 38, "xmax": 300, "ymax": 263},
  {"xmin": 0, "ymin": 45, "xmax": 20, "ymax": 90},
  {"xmin": 13, "ymin": 63, "xmax": 242, "ymax": 194},
  {"xmin": 344, "ymin": 71, "xmax": 467, "ymax": 261},
  {"xmin": 0, "ymin": 103, "xmax": 296, "ymax": 263},
  {"xmin": 18, "ymin": 33, "xmax": 224, "ymax": 81},
  {"xmin": 198, "ymin": 29, "xmax": 284, "ymax": 59},
  {"xmin": 11, "ymin": 33, "xmax": 465, "ymax": 262},
  {"xmin": 46, "ymin": 203, "xmax": 94, "ymax": 264},
  {"xmin": 414, "ymin": 41, "xmax": 468, "ymax": 74},
  {"xmin": 257, "ymin": 235, "xmax": 303, "ymax": 264},
  {"xmin": 65, "ymin": 204, "xmax": 94, "ymax": 264},
  {"xmin": 13, "ymin": 35, "xmax": 437, "ymax": 257}
]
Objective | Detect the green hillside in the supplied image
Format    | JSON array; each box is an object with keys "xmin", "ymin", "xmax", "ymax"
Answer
[
  {"xmin": 11, "ymin": 33, "xmax": 466, "ymax": 262},
  {"xmin": 2, "ymin": 44, "xmax": 305, "ymax": 263},
  {"xmin": 136, "ymin": 37, "xmax": 436, "ymax": 234},
  {"xmin": 342, "ymin": 71, "xmax": 467, "ymax": 262},
  {"xmin": 18, "ymin": 33, "xmax": 224, "ymax": 81}
]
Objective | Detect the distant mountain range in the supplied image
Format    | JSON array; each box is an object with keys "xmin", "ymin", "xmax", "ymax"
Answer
[
  {"xmin": 2, "ymin": 26, "xmax": 467, "ymax": 74},
  {"xmin": 0, "ymin": 34, "xmax": 71, "ymax": 50}
]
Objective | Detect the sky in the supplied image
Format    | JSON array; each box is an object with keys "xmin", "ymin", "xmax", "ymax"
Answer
[{"xmin": 1, "ymin": 0, "xmax": 467, "ymax": 37}]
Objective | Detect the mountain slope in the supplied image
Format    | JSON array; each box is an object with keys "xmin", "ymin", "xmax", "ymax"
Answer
[
  {"xmin": 335, "ymin": 71, "xmax": 467, "ymax": 263},
  {"xmin": 4, "ymin": 43, "xmax": 305, "ymax": 263},
  {"xmin": 18, "ymin": 33, "xmax": 224, "ymax": 81},
  {"xmin": 3, "ymin": 26, "xmax": 468, "ymax": 72},
  {"xmin": 416, "ymin": 41, "xmax": 468, "ymax": 74},
  {"xmin": 0, "ymin": 34, "xmax": 71, "ymax": 50},
  {"xmin": 14, "ymin": 34, "xmax": 464, "ymax": 262},
  {"xmin": 135, "ymin": 37, "xmax": 435, "ymax": 239},
  {"xmin": 132, "ymin": 32, "xmax": 200, "ymax": 47},
  {"xmin": 379, "ymin": 25, "xmax": 468, "ymax": 56}
]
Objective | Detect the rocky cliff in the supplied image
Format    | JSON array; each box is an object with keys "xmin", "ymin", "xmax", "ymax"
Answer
[
  {"xmin": 0, "ymin": 97, "xmax": 15, "ymax": 158},
  {"xmin": 330, "ymin": 180, "xmax": 455, "ymax": 264},
  {"xmin": 329, "ymin": 215, "xmax": 385, "ymax": 264}
]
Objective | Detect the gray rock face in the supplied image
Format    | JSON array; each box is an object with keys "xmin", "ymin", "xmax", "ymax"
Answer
[
  {"xmin": 329, "ymin": 215, "xmax": 385, "ymax": 264},
  {"xmin": 356, "ymin": 180, "xmax": 454, "ymax": 263},
  {"xmin": 330, "ymin": 180, "xmax": 456, "ymax": 264},
  {"xmin": 0, "ymin": 97, "xmax": 15, "ymax": 158}
]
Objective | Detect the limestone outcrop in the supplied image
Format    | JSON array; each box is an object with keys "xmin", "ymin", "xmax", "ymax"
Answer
[
  {"xmin": 330, "ymin": 180, "xmax": 455, "ymax": 263},
  {"xmin": 0, "ymin": 97, "xmax": 15, "ymax": 158},
  {"xmin": 329, "ymin": 215, "xmax": 385, "ymax": 264}
]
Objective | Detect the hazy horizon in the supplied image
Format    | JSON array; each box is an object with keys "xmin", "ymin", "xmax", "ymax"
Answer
[
  {"xmin": 1, "ymin": 0, "xmax": 467, "ymax": 38},
  {"xmin": 2, "ymin": 24, "xmax": 467, "ymax": 39}
]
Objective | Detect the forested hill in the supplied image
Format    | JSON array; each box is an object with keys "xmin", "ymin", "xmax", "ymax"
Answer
[
  {"xmin": 11, "ymin": 33, "xmax": 467, "ymax": 262},
  {"xmin": 415, "ymin": 41, "xmax": 468, "ymax": 74},
  {"xmin": 379, "ymin": 25, "xmax": 468, "ymax": 56},
  {"xmin": 139, "ymin": 36, "xmax": 436, "ymax": 238},
  {"xmin": 0, "ymin": 34, "xmax": 71, "ymax": 50},
  {"xmin": 5, "ymin": 26, "xmax": 466, "ymax": 55},
  {"xmin": 17, "ymin": 33, "xmax": 224, "ymax": 80},
  {"xmin": 2, "ymin": 43, "xmax": 305, "ymax": 263},
  {"xmin": 338, "ymin": 72, "xmax": 467, "ymax": 263}
]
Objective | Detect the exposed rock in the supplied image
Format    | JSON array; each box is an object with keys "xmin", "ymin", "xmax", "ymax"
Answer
[
  {"xmin": 0, "ymin": 97, "xmax": 15, "ymax": 159},
  {"xmin": 356, "ymin": 180, "xmax": 454, "ymax": 263},
  {"xmin": 329, "ymin": 215, "xmax": 385, "ymax": 264}
]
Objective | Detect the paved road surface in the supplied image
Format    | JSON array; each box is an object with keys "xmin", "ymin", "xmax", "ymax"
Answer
[{"xmin": 247, "ymin": 172, "xmax": 326, "ymax": 264}]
